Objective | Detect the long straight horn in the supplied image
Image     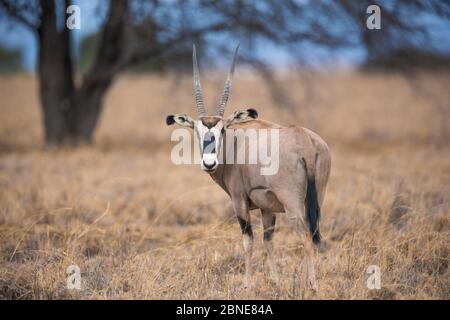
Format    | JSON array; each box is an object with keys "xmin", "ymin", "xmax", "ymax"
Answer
[
  {"xmin": 216, "ymin": 44, "xmax": 239, "ymax": 117},
  {"xmin": 193, "ymin": 44, "xmax": 206, "ymax": 117}
]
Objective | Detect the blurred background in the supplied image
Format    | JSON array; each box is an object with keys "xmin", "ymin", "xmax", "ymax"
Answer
[
  {"xmin": 0, "ymin": 0, "xmax": 448, "ymax": 299},
  {"xmin": 0, "ymin": 0, "xmax": 449, "ymax": 145}
]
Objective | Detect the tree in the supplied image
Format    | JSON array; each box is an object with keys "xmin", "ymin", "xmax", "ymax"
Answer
[
  {"xmin": 335, "ymin": 0, "xmax": 450, "ymax": 66},
  {"xmin": 0, "ymin": 0, "xmax": 129, "ymax": 144},
  {"xmin": 0, "ymin": 0, "xmax": 447, "ymax": 145},
  {"xmin": 0, "ymin": 0, "xmax": 346, "ymax": 145}
]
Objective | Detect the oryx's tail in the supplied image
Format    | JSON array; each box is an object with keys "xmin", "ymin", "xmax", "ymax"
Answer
[
  {"xmin": 306, "ymin": 177, "xmax": 321, "ymax": 244},
  {"xmin": 301, "ymin": 152, "xmax": 321, "ymax": 245}
]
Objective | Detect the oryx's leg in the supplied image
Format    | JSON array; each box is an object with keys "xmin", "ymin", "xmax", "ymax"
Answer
[
  {"xmin": 287, "ymin": 205, "xmax": 318, "ymax": 291},
  {"xmin": 261, "ymin": 210, "xmax": 279, "ymax": 283},
  {"xmin": 297, "ymin": 219, "xmax": 318, "ymax": 291},
  {"xmin": 278, "ymin": 190, "xmax": 318, "ymax": 291},
  {"xmin": 233, "ymin": 198, "xmax": 253, "ymax": 287}
]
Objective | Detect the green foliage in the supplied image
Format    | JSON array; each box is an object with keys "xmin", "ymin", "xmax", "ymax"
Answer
[
  {"xmin": 78, "ymin": 32, "xmax": 101, "ymax": 75},
  {"xmin": 0, "ymin": 45, "xmax": 22, "ymax": 73}
]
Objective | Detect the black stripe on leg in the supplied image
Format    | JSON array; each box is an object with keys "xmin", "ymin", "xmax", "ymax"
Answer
[
  {"xmin": 237, "ymin": 216, "xmax": 253, "ymax": 236},
  {"xmin": 263, "ymin": 215, "xmax": 276, "ymax": 242}
]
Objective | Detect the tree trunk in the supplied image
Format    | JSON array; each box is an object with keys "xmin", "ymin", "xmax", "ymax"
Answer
[
  {"xmin": 38, "ymin": 0, "xmax": 74, "ymax": 145},
  {"xmin": 70, "ymin": 0, "xmax": 128, "ymax": 142},
  {"xmin": 71, "ymin": 79, "xmax": 112, "ymax": 142},
  {"xmin": 36, "ymin": 0, "xmax": 127, "ymax": 146}
]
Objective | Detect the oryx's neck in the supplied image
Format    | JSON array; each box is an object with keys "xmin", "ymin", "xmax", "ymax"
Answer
[{"xmin": 209, "ymin": 164, "xmax": 230, "ymax": 196}]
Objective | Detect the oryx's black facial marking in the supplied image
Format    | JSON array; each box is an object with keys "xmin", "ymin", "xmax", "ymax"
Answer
[
  {"xmin": 203, "ymin": 131, "xmax": 216, "ymax": 154},
  {"xmin": 237, "ymin": 216, "xmax": 253, "ymax": 236}
]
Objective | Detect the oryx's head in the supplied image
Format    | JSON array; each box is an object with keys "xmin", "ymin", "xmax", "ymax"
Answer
[{"xmin": 166, "ymin": 44, "xmax": 258, "ymax": 173}]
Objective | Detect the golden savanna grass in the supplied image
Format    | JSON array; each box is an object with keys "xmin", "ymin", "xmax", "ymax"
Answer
[{"xmin": 0, "ymin": 71, "xmax": 449, "ymax": 299}]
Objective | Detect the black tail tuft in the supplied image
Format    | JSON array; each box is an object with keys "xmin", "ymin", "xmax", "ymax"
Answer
[{"xmin": 306, "ymin": 178, "xmax": 321, "ymax": 244}]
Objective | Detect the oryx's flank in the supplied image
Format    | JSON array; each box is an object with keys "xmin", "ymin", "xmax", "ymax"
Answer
[{"xmin": 166, "ymin": 45, "xmax": 331, "ymax": 290}]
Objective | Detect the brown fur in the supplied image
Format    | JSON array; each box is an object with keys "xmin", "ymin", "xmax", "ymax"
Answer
[
  {"xmin": 200, "ymin": 116, "xmax": 222, "ymax": 129},
  {"xmin": 209, "ymin": 117, "xmax": 331, "ymax": 289}
]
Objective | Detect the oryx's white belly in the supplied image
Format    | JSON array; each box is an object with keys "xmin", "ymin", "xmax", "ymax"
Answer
[{"xmin": 249, "ymin": 188, "xmax": 285, "ymax": 212}]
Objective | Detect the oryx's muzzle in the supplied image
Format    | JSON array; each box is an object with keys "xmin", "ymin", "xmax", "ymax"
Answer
[{"xmin": 199, "ymin": 124, "xmax": 221, "ymax": 172}]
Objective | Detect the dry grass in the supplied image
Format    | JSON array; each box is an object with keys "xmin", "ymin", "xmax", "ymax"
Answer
[{"xmin": 0, "ymin": 71, "xmax": 449, "ymax": 299}]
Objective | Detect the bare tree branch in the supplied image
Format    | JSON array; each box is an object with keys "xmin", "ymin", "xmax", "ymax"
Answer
[{"xmin": 0, "ymin": 0, "xmax": 40, "ymax": 31}]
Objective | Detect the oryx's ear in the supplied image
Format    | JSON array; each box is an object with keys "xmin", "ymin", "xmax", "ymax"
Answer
[
  {"xmin": 225, "ymin": 108, "xmax": 258, "ymax": 127},
  {"xmin": 166, "ymin": 114, "xmax": 195, "ymax": 128}
]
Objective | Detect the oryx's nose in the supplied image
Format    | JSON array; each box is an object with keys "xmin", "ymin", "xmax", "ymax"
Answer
[
  {"xmin": 203, "ymin": 160, "xmax": 217, "ymax": 170},
  {"xmin": 202, "ymin": 149, "xmax": 218, "ymax": 171}
]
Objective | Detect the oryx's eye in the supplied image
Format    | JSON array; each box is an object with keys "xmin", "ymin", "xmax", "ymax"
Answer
[{"xmin": 203, "ymin": 131, "xmax": 216, "ymax": 154}]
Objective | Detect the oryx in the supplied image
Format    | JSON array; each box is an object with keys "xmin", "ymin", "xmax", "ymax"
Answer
[{"xmin": 166, "ymin": 45, "xmax": 331, "ymax": 290}]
